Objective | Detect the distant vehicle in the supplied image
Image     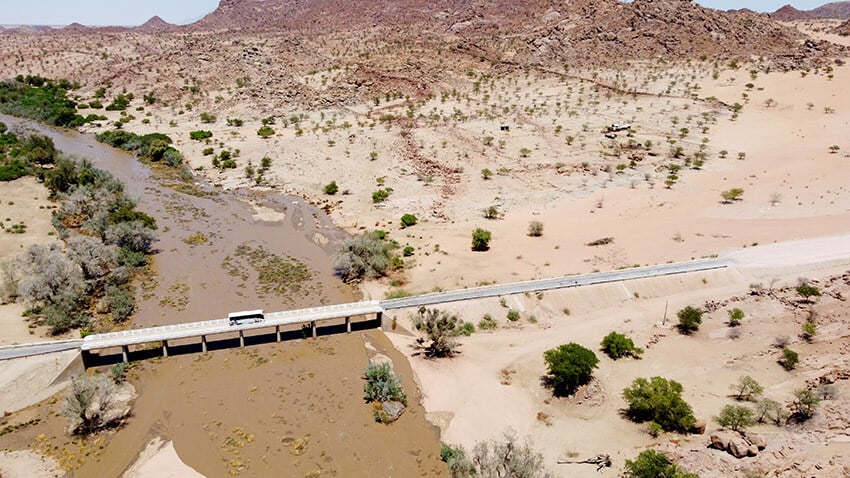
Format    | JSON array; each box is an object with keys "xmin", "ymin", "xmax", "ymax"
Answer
[
  {"xmin": 608, "ymin": 123, "xmax": 631, "ymax": 132},
  {"xmin": 605, "ymin": 133, "xmax": 618, "ymax": 139},
  {"xmin": 228, "ymin": 309, "xmax": 265, "ymax": 326}
]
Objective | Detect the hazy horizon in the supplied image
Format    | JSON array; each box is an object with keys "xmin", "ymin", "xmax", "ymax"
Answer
[{"xmin": 0, "ymin": 1, "xmax": 841, "ymax": 27}]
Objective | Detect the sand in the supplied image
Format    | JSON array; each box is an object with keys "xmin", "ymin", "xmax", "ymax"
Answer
[{"xmin": 123, "ymin": 437, "xmax": 204, "ymax": 478}]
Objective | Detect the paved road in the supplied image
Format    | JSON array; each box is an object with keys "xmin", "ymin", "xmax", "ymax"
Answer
[
  {"xmin": 0, "ymin": 340, "xmax": 84, "ymax": 360},
  {"xmin": 383, "ymin": 257, "xmax": 731, "ymax": 310},
  {"xmin": 0, "ymin": 257, "xmax": 730, "ymax": 360}
]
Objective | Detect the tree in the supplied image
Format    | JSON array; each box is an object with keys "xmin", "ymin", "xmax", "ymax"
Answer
[
  {"xmin": 543, "ymin": 343, "xmax": 599, "ymax": 396},
  {"xmin": 600, "ymin": 331, "xmax": 643, "ymax": 359},
  {"xmin": 66, "ymin": 236, "xmax": 118, "ymax": 280},
  {"xmin": 622, "ymin": 376, "xmax": 696, "ymax": 433},
  {"xmin": 624, "ymin": 450, "xmax": 698, "ymax": 478},
  {"xmin": 105, "ymin": 221, "xmax": 157, "ymax": 253},
  {"xmin": 755, "ymin": 398, "xmax": 785, "ymax": 425},
  {"xmin": 471, "ymin": 228, "xmax": 492, "ymax": 251},
  {"xmin": 412, "ymin": 307, "xmax": 462, "ymax": 358},
  {"xmin": 796, "ymin": 284, "xmax": 821, "ymax": 303},
  {"xmin": 442, "ymin": 432, "xmax": 552, "ymax": 478},
  {"xmin": 527, "ymin": 221, "xmax": 544, "ymax": 237},
  {"xmin": 715, "ymin": 405, "xmax": 755, "ymax": 432},
  {"xmin": 780, "ymin": 347, "xmax": 799, "ymax": 370},
  {"xmin": 727, "ymin": 308, "xmax": 745, "ymax": 326},
  {"xmin": 363, "ymin": 361, "xmax": 407, "ymax": 405},
  {"xmin": 62, "ymin": 375, "xmax": 124, "ymax": 435},
  {"xmin": 676, "ymin": 306, "xmax": 702, "ymax": 334},
  {"xmin": 18, "ymin": 244, "xmax": 86, "ymax": 308},
  {"xmin": 730, "ymin": 376, "xmax": 763, "ymax": 401},
  {"xmin": 790, "ymin": 389, "xmax": 820, "ymax": 420},
  {"xmin": 720, "ymin": 188, "xmax": 744, "ymax": 203},
  {"xmin": 400, "ymin": 213, "xmax": 418, "ymax": 228},
  {"xmin": 334, "ymin": 231, "xmax": 397, "ymax": 283}
]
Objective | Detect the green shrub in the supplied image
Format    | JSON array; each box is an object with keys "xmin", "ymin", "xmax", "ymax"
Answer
[
  {"xmin": 728, "ymin": 308, "xmax": 745, "ymax": 326},
  {"xmin": 257, "ymin": 125, "xmax": 275, "ymax": 137},
  {"xmin": 471, "ymin": 228, "xmax": 491, "ymax": 251},
  {"xmin": 454, "ymin": 322, "xmax": 475, "ymax": 337},
  {"xmin": 506, "ymin": 309, "xmax": 520, "ymax": 322},
  {"xmin": 624, "ymin": 450, "xmax": 698, "ymax": 478},
  {"xmin": 543, "ymin": 343, "xmax": 599, "ymax": 396},
  {"xmin": 105, "ymin": 284, "xmax": 135, "ymax": 322},
  {"xmin": 412, "ymin": 307, "xmax": 462, "ymax": 357},
  {"xmin": 372, "ymin": 188, "xmax": 390, "ymax": 203},
  {"xmin": 324, "ymin": 181, "xmax": 339, "ymax": 195},
  {"xmin": 623, "ymin": 376, "xmax": 696, "ymax": 433},
  {"xmin": 334, "ymin": 231, "xmax": 398, "ymax": 283},
  {"xmin": 478, "ymin": 314, "xmax": 497, "ymax": 330},
  {"xmin": 527, "ymin": 221, "xmax": 544, "ymax": 237},
  {"xmin": 400, "ymin": 213, "xmax": 418, "ymax": 228},
  {"xmin": 790, "ymin": 388, "xmax": 820, "ymax": 420},
  {"xmin": 796, "ymin": 284, "xmax": 821, "ymax": 302},
  {"xmin": 402, "ymin": 246, "xmax": 414, "ymax": 257},
  {"xmin": 111, "ymin": 362, "xmax": 129, "ymax": 383},
  {"xmin": 202, "ymin": 147, "xmax": 214, "ymax": 156},
  {"xmin": 363, "ymin": 361, "xmax": 407, "ymax": 405},
  {"xmin": 677, "ymin": 306, "xmax": 702, "ymax": 334},
  {"xmin": 600, "ymin": 331, "xmax": 643, "ymax": 359},
  {"xmin": 199, "ymin": 112, "xmax": 216, "ymax": 123},
  {"xmin": 189, "ymin": 130, "xmax": 213, "ymax": 141}
]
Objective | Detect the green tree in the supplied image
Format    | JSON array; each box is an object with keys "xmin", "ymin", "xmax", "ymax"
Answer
[
  {"xmin": 727, "ymin": 308, "xmax": 745, "ymax": 326},
  {"xmin": 780, "ymin": 347, "xmax": 799, "ymax": 370},
  {"xmin": 600, "ymin": 331, "xmax": 643, "ymax": 359},
  {"xmin": 543, "ymin": 343, "xmax": 599, "ymax": 396},
  {"xmin": 715, "ymin": 405, "xmax": 755, "ymax": 432},
  {"xmin": 790, "ymin": 389, "xmax": 820, "ymax": 420},
  {"xmin": 796, "ymin": 284, "xmax": 821, "ymax": 303},
  {"xmin": 471, "ymin": 228, "xmax": 492, "ymax": 251},
  {"xmin": 624, "ymin": 450, "xmax": 698, "ymax": 478},
  {"xmin": 730, "ymin": 375, "xmax": 763, "ymax": 401},
  {"xmin": 412, "ymin": 307, "xmax": 463, "ymax": 358},
  {"xmin": 677, "ymin": 306, "xmax": 702, "ymax": 334},
  {"xmin": 334, "ymin": 231, "xmax": 397, "ymax": 283},
  {"xmin": 623, "ymin": 376, "xmax": 696, "ymax": 433}
]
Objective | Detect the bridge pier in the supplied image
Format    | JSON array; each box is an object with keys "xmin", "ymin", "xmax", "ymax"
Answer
[
  {"xmin": 276, "ymin": 325, "xmax": 281, "ymax": 342},
  {"xmin": 239, "ymin": 330, "xmax": 245, "ymax": 348},
  {"xmin": 311, "ymin": 321, "xmax": 317, "ymax": 338},
  {"xmin": 81, "ymin": 350, "xmax": 92, "ymax": 369},
  {"xmin": 376, "ymin": 311, "xmax": 383, "ymax": 328},
  {"xmin": 121, "ymin": 345, "xmax": 129, "ymax": 363},
  {"xmin": 163, "ymin": 340, "xmax": 170, "ymax": 357},
  {"xmin": 201, "ymin": 335, "xmax": 207, "ymax": 353},
  {"xmin": 345, "ymin": 316, "xmax": 351, "ymax": 333}
]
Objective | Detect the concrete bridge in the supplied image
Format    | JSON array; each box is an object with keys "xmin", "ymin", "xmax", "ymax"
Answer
[{"xmin": 0, "ymin": 258, "xmax": 731, "ymax": 365}]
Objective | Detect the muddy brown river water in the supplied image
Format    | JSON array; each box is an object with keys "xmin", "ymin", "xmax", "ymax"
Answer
[{"xmin": 0, "ymin": 115, "xmax": 445, "ymax": 477}]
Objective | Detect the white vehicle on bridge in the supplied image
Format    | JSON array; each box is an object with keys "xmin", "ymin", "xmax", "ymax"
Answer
[{"xmin": 228, "ymin": 309, "xmax": 265, "ymax": 326}]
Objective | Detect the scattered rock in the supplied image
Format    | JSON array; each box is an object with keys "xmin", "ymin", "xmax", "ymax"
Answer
[{"xmin": 381, "ymin": 401, "xmax": 405, "ymax": 422}]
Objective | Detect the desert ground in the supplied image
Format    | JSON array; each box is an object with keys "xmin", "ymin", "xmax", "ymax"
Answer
[{"xmin": 0, "ymin": 7, "xmax": 849, "ymax": 477}]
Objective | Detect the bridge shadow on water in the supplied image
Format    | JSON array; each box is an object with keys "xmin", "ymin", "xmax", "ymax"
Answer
[{"xmin": 82, "ymin": 316, "xmax": 382, "ymax": 368}]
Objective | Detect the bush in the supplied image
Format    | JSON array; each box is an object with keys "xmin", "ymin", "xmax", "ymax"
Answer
[
  {"xmin": 715, "ymin": 404, "xmax": 755, "ymax": 432},
  {"xmin": 442, "ymin": 432, "xmax": 550, "ymax": 478},
  {"xmin": 334, "ymin": 231, "xmax": 397, "ymax": 283},
  {"xmin": 363, "ymin": 361, "xmax": 407, "ymax": 405},
  {"xmin": 402, "ymin": 246, "xmax": 414, "ymax": 257},
  {"xmin": 527, "ymin": 221, "xmax": 544, "ymax": 237},
  {"xmin": 780, "ymin": 347, "xmax": 799, "ymax": 370},
  {"xmin": 62, "ymin": 375, "xmax": 125, "ymax": 435},
  {"xmin": 324, "ymin": 181, "xmax": 339, "ymax": 195},
  {"xmin": 543, "ymin": 343, "xmax": 599, "ymax": 396},
  {"xmin": 478, "ymin": 314, "xmax": 497, "ymax": 330},
  {"xmin": 111, "ymin": 362, "xmax": 129, "ymax": 384},
  {"xmin": 400, "ymin": 213, "xmax": 418, "ymax": 228},
  {"xmin": 720, "ymin": 188, "xmax": 744, "ymax": 203},
  {"xmin": 483, "ymin": 205, "xmax": 500, "ymax": 219},
  {"xmin": 105, "ymin": 284, "xmax": 134, "ymax": 322},
  {"xmin": 622, "ymin": 376, "xmax": 696, "ymax": 433},
  {"xmin": 796, "ymin": 284, "xmax": 821, "ymax": 302},
  {"xmin": 189, "ymin": 130, "xmax": 213, "ymax": 141},
  {"xmin": 412, "ymin": 307, "xmax": 463, "ymax": 358},
  {"xmin": 624, "ymin": 450, "xmax": 698, "ymax": 478},
  {"xmin": 600, "ymin": 331, "xmax": 643, "ymax": 359},
  {"xmin": 506, "ymin": 309, "xmax": 520, "ymax": 322},
  {"xmin": 801, "ymin": 322, "xmax": 816, "ymax": 341},
  {"xmin": 471, "ymin": 228, "xmax": 492, "ymax": 251},
  {"xmin": 677, "ymin": 306, "xmax": 702, "ymax": 334},
  {"xmin": 730, "ymin": 375, "xmax": 763, "ymax": 401},
  {"xmin": 791, "ymin": 389, "xmax": 820, "ymax": 420},
  {"xmin": 199, "ymin": 112, "xmax": 216, "ymax": 123},
  {"xmin": 728, "ymin": 308, "xmax": 745, "ymax": 326},
  {"xmin": 372, "ymin": 188, "xmax": 391, "ymax": 203},
  {"xmin": 257, "ymin": 125, "xmax": 275, "ymax": 137}
]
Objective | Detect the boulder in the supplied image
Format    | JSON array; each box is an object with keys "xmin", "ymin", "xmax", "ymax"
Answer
[
  {"xmin": 728, "ymin": 437, "xmax": 757, "ymax": 458},
  {"xmin": 692, "ymin": 419, "xmax": 707, "ymax": 435},
  {"xmin": 710, "ymin": 431, "xmax": 735, "ymax": 451},
  {"xmin": 746, "ymin": 433, "xmax": 768, "ymax": 450},
  {"xmin": 381, "ymin": 401, "xmax": 405, "ymax": 422}
]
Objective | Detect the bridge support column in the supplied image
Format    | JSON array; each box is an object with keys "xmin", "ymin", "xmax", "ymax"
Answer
[
  {"xmin": 345, "ymin": 316, "xmax": 351, "ymax": 333},
  {"xmin": 201, "ymin": 335, "xmax": 207, "ymax": 353},
  {"xmin": 311, "ymin": 321, "xmax": 317, "ymax": 338},
  {"xmin": 239, "ymin": 330, "xmax": 245, "ymax": 348},
  {"xmin": 162, "ymin": 340, "xmax": 169, "ymax": 357},
  {"xmin": 276, "ymin": 325, "xmax": 281, "ymax": 342},
  {"xmin": 376, "ymin": 311, "xmax": 383, "ymax": 329},
  {"xmin": 81, "ymin": 350, "xmax": 92, "ymax": 369},
  {"xmin": 121, "ymin": 345, "xmax": 129, "ymax": 363}
]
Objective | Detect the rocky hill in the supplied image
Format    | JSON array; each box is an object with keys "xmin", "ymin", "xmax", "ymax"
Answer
[
  {"xmin": 136, "ymin": 15, "xmax": 178, "ymax": 33},
  {"xmin": 772, "ymin": 1, "xmax": 850, "ymax": 19},
  {"xmin": 771, "ymin": 5, "xmax": 813, "ymax": 21},
  {"xmin": 833, "ymin": 18, "xmax": 850, "ymax": 34}
]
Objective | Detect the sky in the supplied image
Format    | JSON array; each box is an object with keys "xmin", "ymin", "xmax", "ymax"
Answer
[{"xmin": 0, "ymin": 1, "xmax": 839, "ymax": 26}]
